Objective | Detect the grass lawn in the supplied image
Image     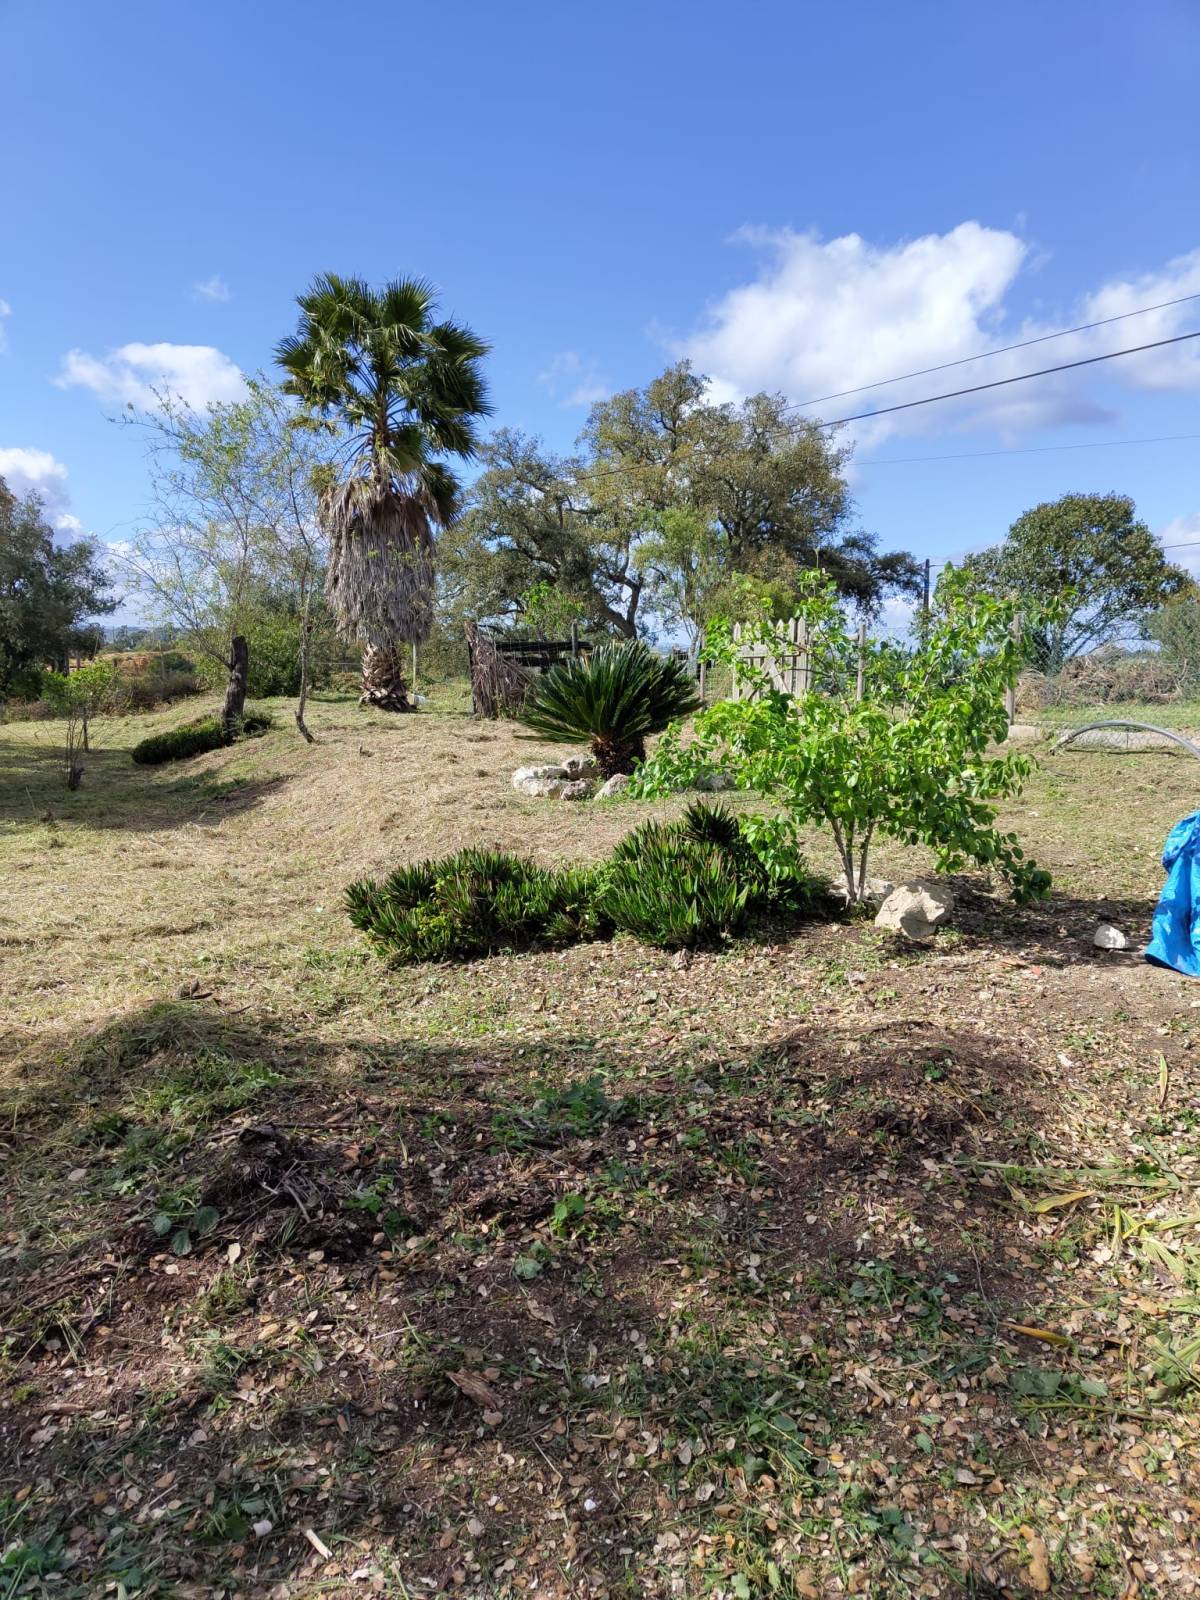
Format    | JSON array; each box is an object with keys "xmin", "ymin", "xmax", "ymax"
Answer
[{"xmin": 2, "ymin": 690, "xmax": 1200, "ymax": 1598}]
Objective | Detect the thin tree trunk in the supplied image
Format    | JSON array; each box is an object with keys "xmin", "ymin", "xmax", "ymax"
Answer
[
  {"xmin": 360, "ymin": 645, "xmax": 415, "ymax": 712},
  {"xmin": 294, "ymin": 575, "xmax": 316, "ymax": 744},
  {"xmin": 222, "ymin": 635, "xmax": 249, "ymax": 741}
]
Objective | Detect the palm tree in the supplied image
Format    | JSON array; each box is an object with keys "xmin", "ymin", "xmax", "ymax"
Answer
[{"xmin": 276, "ymin": 274, "xmax": 490, "ymax": 710}]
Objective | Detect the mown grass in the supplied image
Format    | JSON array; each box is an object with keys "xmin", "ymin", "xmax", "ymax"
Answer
[{"xmin": 2, "ymin": 689, "xmax": 1200, "ymax": 1596}]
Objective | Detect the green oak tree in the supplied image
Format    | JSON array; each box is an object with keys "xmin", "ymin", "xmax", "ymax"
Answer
[
  {"xmin": 0, "ymin": 478, "xmax": 116, "ymax": 693},
  {"xmin": 958, "ymin": 492, "xmax": 1189, "ymax": 673}
]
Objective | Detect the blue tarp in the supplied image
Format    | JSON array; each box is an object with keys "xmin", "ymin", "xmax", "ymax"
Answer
[{"xmin": 1145, "ymin": 810, "xmax": 1200, "ymax": 977}]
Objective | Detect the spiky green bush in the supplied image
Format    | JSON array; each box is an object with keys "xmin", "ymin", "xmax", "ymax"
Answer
[
  {"xmin": 130, "ymin": 710, "xmax": 273, "ymax": 766},
  {"xmin": 347, "ymin": 803, "xmax": 824, "ymax": 962},
  {"xmin": 345, "ymin": 849, "xmax": 610, "ymax": 962},
  {"xmin": 518, "ymin": 641, "xmax": 701, "ymax": 776}
]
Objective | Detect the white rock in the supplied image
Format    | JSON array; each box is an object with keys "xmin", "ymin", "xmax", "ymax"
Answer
[
  {"xmin": 512, "ymin": 763, "xmax": 567, "ymax": 788},
  {"xmin": 560, "ymin": 779, "xmax": 594, "ymax": 800},
  {"xmin": 512, "ymin": 772, "xmax": 566, "ymax": 797},
  {"xmin": 1003, "ymin": 722, "xmax": 1044, "ymax": 744},
  {"xmin": 562, "ymin": 753, "xmax": 599, "ymax": 779},
  {"xmin": 832, "ymin": 873, "xmax": 894, "ymax": 908},
  {"xmin": 596, "ymin": 772, "xmax": 631, "ymax": 799},
  {"xmin": 1093, "ymin": 922, "xmax": 1129, "ymax": 950},
  {"xmin": 874, "ymin": 880, "xmax": 955, "ymax": 941}
]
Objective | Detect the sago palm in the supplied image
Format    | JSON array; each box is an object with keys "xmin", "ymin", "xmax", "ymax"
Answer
[
  {"xmin": 519, "ymin": 640, "xmax": 701, "ymax": 776},
  {"xmin": 276, "ymin": 274, "xmax": 490, "ymax": 710}
]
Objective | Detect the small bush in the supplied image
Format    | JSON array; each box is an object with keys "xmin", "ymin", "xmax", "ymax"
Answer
[
  {"xmin": 131, "ymin": 710, "xmax": 273, "ymax": 766},
  {"xmin": 346, "ymin": 801, "xmax": 822, "ymax": 962},
  {"xmin": 346, "ymin": 849, "xmax": 608, "ymax": 962},
  {"xmin": 115, "ymin": 668, "xmax": 203, "ymax": 713},
  {"xmin": 0, "ymin": 697, "xmax": 54, "ymax": 723},
  {"xmin": 600, "ymin": 831, "xmax": 751, "ymax": 948}
]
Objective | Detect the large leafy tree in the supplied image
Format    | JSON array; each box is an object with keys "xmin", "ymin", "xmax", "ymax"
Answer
[
  {"xmin": 443, "ymin": 430, "xmax": 636, "ymax": 637},
  {"xmin": 0, "ymin": 477, "xmax": 116, "ymax": 693},
  {"xmin": 959, "ymin": 492, "xmax": 1189, "ymax": 673},
  {"xmin": 277, "ymin": 274, "xmax": 490, "ymax": 711},
  {"xmin": 582, "ymin": 363, "xmax": 921, "ymax": 617},
  {"xmin": 446, "ymin": 362, "xmax": 920, "ymax": 645}
]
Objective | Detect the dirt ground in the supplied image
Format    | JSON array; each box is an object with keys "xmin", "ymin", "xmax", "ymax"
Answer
[{"xmin": 2, "ymin": 690, "xmax": 1199, "ymax": 1598}]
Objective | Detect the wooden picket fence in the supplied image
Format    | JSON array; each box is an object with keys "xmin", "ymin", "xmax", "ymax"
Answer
[{"xmin": 729, "ymin": 617, "xmax": 868, "ymax": 702}]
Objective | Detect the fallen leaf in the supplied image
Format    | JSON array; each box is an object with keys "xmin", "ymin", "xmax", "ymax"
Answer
[
  {"xmin": 1002, "ymin": 1322, "xmax": 1072, "ymax": 1347},
  {"xmin": 1020, "ymin": 1525, "xmax": 1051, "ymax": 1592},
  {"xmin": 1031, "ymin": 1189, "xmax": 1093, "ymax": 1213}
]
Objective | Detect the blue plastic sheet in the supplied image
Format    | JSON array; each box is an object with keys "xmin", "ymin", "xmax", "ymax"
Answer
[{"xmin": 1145, "ymin": 810, "xmax": 1200, "ymax": 977}]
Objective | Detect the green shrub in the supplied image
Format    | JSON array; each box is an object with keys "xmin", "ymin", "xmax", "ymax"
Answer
[
  {"xmin": 345, "ymin": 849, "xmax": 609, "ymax": 962},
  {"xmin": 131, "ymin": 709, "xmax": 273, "ymax": 766},
  {"xmin": 347, "ymin": 802, "xmax": 823, "ymax": 962},
  {"xmin": 518, "ymin": 640, "xmax": 701, "ymax": 776}
]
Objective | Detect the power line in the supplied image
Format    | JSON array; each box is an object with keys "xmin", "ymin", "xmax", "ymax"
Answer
[
  {"xmin": 568, "ymin": 333, "xmax": 1200, "ymax": 487},
  {"xmin": 818, "ymin": 329, "xmax": 1200, "ymax": 428},
  {"xmin": 928, "ymin": 536, "xmax": 1200, "ymax": 570},
  {"xmin": 856, "ymin": 431, "xmax": 1200, "ymax": 467},
  {"xmin": 785, "ymin": 291, "xmax": 1200, "ymax": 411}
]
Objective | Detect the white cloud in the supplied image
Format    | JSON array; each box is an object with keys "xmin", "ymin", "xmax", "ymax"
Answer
[
  {"xmin": 678, "ymin": 225, "xmax": 1200, "ymax": 448},
  {"xmin": 0, "ymin": 298, "xmax": 10, "ymax": 353},
  {"xmin": 56, "ymin": 341, "xmax": 247, "ymax": 411},
  {"xmin": 538, "ymin": 349, "xmax": 610, "ymax": 408},
  {"xmin": 1158, "ymin": 512, "xmax": 1200, "ymax": 579},
  {"xmin": 193, "ymin": 274, "xmax": 231, "ymax": 303},
  {"xmin": 0, "ymin": 445, "xmax": 81, "ymax": 532}
]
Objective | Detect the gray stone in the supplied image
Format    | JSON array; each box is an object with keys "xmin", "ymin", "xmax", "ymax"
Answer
[
  {"xmin": 596, "ymin": 773, "xmax": 631, "ymax": 799},
  {"xmin": 694, "ymin": 770, "xmax": 736, "ymax": 792},
  {"xmin": 512, "ymin": 768, "xmax": 566, "ymax": 798},
  {"xmin": 832, "ymin": 873, "xmax": 894, "ymax": 909},
  {"xmin": 562, "ymin": 753, "xmax": 599, "ymax": 779},
  {"xmin": 560, "ymin": 779, "xmax": 595, "ymax": 801},
  {"xmin": 512, "ymin": 763, "xmax": 569, "ymax": 796},
  {"xmin": 874, "ymin": 879, "xmax": 955, "ymax": 941},
  {"xmin": 1093, "ymin": 922, "xmax": 1129, "ymax": 950}
]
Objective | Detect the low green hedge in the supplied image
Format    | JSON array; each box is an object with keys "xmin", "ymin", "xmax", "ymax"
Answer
[
  {"xmin": 131, "ymin": 710, "xmax": 273, "ymax": 766},
  {"xmin": 346, "ymin": 803, "xmax": 826, "ymax": 961}
]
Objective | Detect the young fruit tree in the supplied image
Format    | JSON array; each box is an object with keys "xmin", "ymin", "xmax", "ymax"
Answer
[
  {"xmin": 633, "ymin": 572, "xmax": 1052, "ymax": 906},
  {"xmin": 43, "ymin": 660, "xmax": 118, "ymax": 789}
]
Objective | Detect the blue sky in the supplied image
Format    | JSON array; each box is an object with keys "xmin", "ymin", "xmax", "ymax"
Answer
[{"xmin": 3, "ymin": 0, "xmax": 1199, "ymax": 625}]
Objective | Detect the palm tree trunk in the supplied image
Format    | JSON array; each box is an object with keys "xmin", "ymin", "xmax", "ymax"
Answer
[{"xmin": 360, "ymin": 645, "xmax": 415, "ymax": 712}]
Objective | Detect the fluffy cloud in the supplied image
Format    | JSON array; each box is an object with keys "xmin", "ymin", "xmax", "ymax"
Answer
[
  {"xmin": 538, "ymin": 349, "xmax": 610, "ymax": 408},
  {"xmin": 679, "ymin": 225, "xmax": 1200, "ymax": 448},
  {"xmin": 1158, "ymin": 511, "xmax": 1200, "ymax": 579},
  {"xmin": 193, "ymin": 274, "xmax": 231, "ymax": 303},
  {"xmin": 56, "ymin": 341, "xmax": 247, "ymax": 411},
  {"xmin": 0, "ymin": 445, "xmax": 78, "ymax": 530},
  {"xmin": 0, "ymin": 298, "xmax": 10, "ymax": 353}
]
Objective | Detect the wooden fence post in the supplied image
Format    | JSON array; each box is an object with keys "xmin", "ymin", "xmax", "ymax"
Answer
[{"xmin": 1005, "ymin": 610, "xmax": 1022, "ymax": 727}]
